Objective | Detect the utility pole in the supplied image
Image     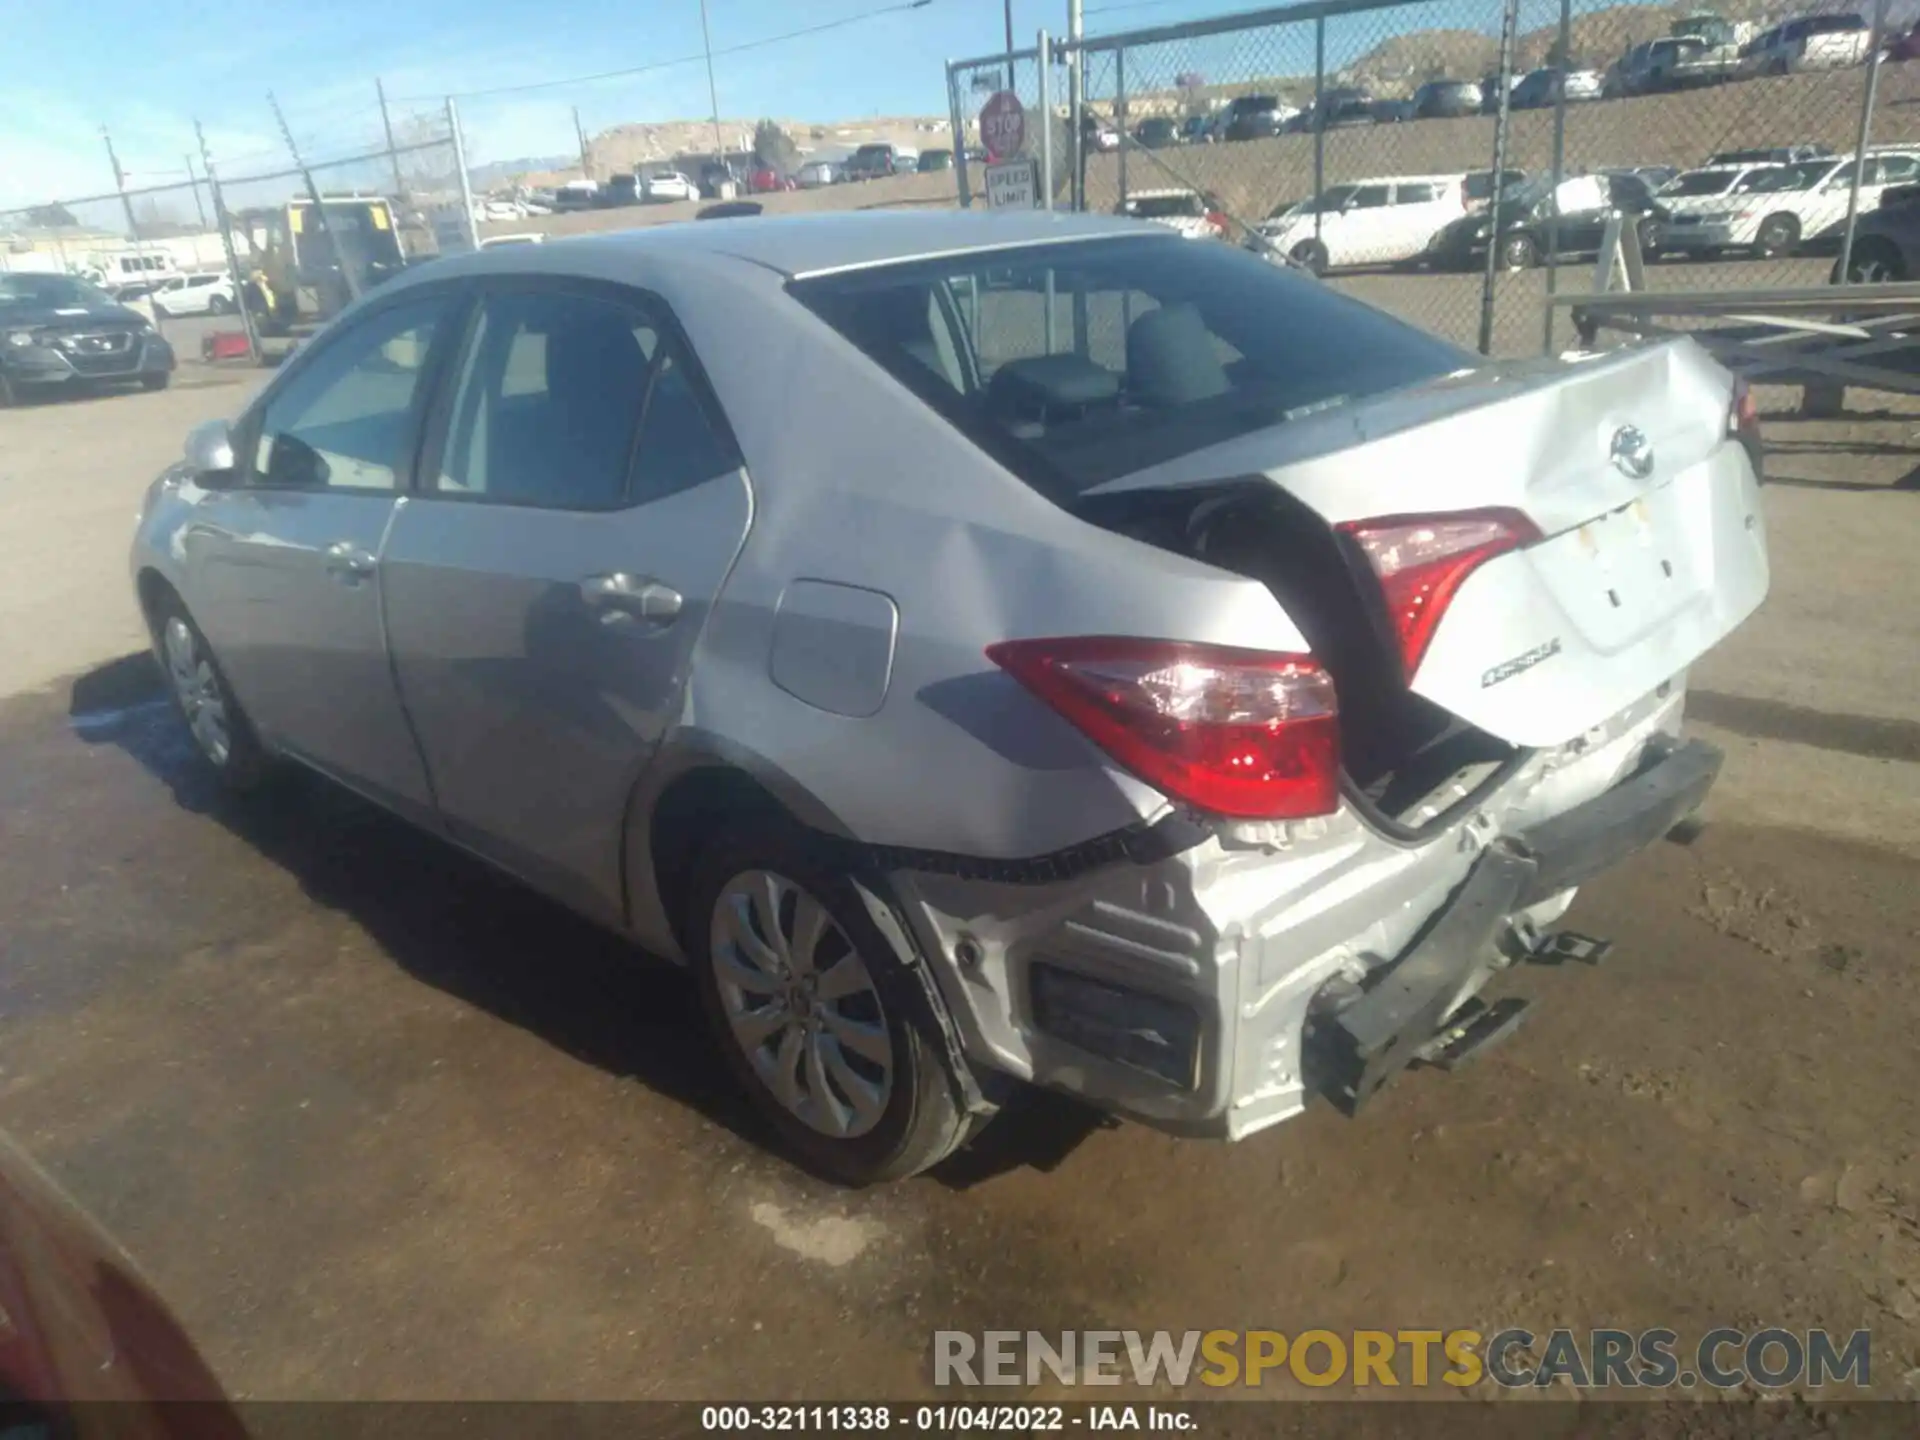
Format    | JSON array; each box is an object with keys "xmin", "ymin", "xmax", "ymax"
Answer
[
  {"xmin": 101, "ymin": 128, "xmax": 167, "ymax": 341},
  {"xmin": 376, "ymin": 78, "xmax": 408, "ymax": 198},
  {"xmin": 268, "ymin": 91, "xmax": 361, "ymax": 304},
  {"xmin": 698, "ymin": 0, "xmax": 727, "ymax": 166},
  {"xmin": 184, "ymin": 151, "xmax": 209, "ymax": 229},
  {"xmin": 573, "ymin": 105, "xmax": 592, "ymax": 180},
  {"xmin": 1067, "ymin": 0, "xmax": 1084, "ymax": 210},
  {"xmin": 195, "ymin": 118, "xmax": 261, "ymax": 363},
  {"xmin": 1004, "ymin": 0, "xmax": 1015, "ymax": 88}
]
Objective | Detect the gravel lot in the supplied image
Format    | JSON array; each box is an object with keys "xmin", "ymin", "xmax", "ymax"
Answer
[{"xmin": 0, "ymin": 276, "xmax": 1917, "ymax": 1409}]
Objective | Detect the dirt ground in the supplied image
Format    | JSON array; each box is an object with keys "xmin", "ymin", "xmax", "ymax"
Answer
[{"xmin": 0, "ymin": 335, "xmax": 1917, "ymax": 1414}]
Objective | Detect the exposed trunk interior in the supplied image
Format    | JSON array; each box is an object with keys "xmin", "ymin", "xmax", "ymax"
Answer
[{"xmin": 1076, "ymin": 480, "xmax": 1522, "ymax": 834}]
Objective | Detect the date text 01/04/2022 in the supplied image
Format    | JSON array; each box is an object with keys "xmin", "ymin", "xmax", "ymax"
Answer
[{"xmin": 699, "ymin": 1404, "xmax": 1197, "ymax": 1431}]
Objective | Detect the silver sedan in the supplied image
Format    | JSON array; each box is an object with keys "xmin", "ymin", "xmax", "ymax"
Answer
[{"xmin": 131, "ymin": 212, "xmax": 1767, "ymax": 1183}]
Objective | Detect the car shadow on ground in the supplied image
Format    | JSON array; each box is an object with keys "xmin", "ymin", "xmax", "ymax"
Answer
[{"xmin": 67, "ymin": 652, "xmax": 1103, "ymax": 1190}]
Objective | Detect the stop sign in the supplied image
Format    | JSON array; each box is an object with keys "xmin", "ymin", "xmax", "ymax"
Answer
[{"xmin": 979, "ymin": 91, "xmax": 1026, "ymax": 161}]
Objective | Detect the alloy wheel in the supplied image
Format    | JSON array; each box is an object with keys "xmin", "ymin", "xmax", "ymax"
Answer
[
  {"xmin": 163, "ymin": 616, "xmax": 232, "ymax": 768},
  {"xmin": 709, "ymin": 869, "xmax": 894, "ymax": 1139}
]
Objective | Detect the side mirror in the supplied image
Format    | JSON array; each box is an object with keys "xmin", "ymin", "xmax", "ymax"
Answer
[{"xmin": 183, "ymin": 419, "xmax": 236, "ymax": 483}]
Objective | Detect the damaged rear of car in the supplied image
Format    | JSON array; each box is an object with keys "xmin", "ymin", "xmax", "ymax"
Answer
[{"xmin": 787, "ymin": 230, "xmax": 1767, "ymax": 1150}]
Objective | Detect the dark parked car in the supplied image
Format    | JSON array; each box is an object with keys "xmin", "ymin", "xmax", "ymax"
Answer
[
  {"xmin": 1427, "ymin": 170, "xmax": 1668, "ymax": 271},
  {"xmin": 601, "ymin": 173, "xmax": 643, "ymax": 207},
  {"xmin": 1179, "ymin": 113, "xmax": 1213, "ymax": 144},
  {"xmin": 696, "ymin": 200, "xmax": 765, "ymax": 220},
  {"xmin": 699, "ymin": 161, "xmax": 745, "ymax": 197},
  {"xmin": 1833, "ymin": 183, "xmax": 1920, "ymax": 281},
  {"xmin": 1221, "ymin": 94, "xmax": 1291, "ymax": 141},
  {"xmin": 1313, "ymin": 87, "xmax": 1375, "ymax": 129},
  {"xmin": 1371, "ymin": 99, "xmax": 1416, "ymax": 123},
  {"xmin": 844, "ymin": 143, "xmax": 901, "ymax": 180},
  {"xmin": 917, "ymin": 148, "xmax": 954, "ymax": 172},
  {"xmin": 1412, "ymin": 78, "xmax": 1484, "ymax": 118},
  {"xmin": 1133, "ymin": 116, "xmax": 1180, "ymax": 148},
  {"xmin": 0, "ymin": 272, "xmax": 175, "ymax": 406}
]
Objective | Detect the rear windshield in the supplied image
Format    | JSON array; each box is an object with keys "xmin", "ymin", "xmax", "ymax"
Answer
[
  {"xmin": 788, "ymin": 236, "xmax": 1465, "ymax": 502},
  {"xmin": 1741, "ymin": 160, "xmax": 1831, "ymax": 193}
]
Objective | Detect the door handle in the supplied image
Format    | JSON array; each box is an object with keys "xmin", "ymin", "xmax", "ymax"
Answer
[
  {"xmin": 323, "ymin": 541, "xmax": 377, "ymax": 582},
  {"xmin": 579, "ymin": 572, "xmax": 684, "ymax": 627}
]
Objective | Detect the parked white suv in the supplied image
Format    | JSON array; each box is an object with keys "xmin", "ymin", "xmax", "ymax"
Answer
[
  {"xmin": 1656, "ymin": 149, "xmax": 1920, "ymax": 258},
  {"xmin": 153, "ymin": 272, "xmax": 237, "ymax": 317},
  {"xmin": 1743, "ymin": 12, "xmax": 1872, "ymax": 73},
  {"xmin": 1253, "ymin": 173, "xmax": 1480, "ymax": 273},
  {"xmin": 641, "ymin": 170, "xmax": 699, "ymax": 203}
]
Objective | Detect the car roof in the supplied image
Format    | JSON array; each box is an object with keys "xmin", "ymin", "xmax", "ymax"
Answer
[{"xmin": 454, "ymin": 209, "xmax": 1154, "ymax": 280}]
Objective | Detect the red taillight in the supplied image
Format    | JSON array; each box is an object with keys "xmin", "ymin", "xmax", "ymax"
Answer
[
  {"xmin": 1206, "ymin": 210, "xmax": 1227, "ymax": 235},
  {"xmin": 1729, "ymin": 376, "xmax": 1760, "ymax": 442},
  {"xmin": 985, "ymin": 637, "xmax": 1341, "ymax": 820},
  {"xmin": 1340, "ymin": 509, "xmax": 1542, "ymax": 681}
]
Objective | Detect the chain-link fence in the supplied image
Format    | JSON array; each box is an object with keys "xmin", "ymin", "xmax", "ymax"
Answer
[
  {"xmin": 1, "ymin": 97, "xmax": 470, "ymax": 368},
  {"xmin": 946, "ymin": 0, "xmax": 1910, "ymax": 358}
]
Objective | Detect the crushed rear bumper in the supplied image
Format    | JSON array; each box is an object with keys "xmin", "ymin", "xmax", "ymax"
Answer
[
  {"xmin": 1311, "ymin": 737, "xmax": 1721, "ymax": 1112},
  {"xmin": 892, "ymin": 698, "xmax": 1716, "ymax": 1139}
]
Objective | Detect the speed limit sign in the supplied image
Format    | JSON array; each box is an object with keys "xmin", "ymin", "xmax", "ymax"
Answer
[{"xmin": 979, "ymin": 91, "xmax": 1026, "ymax": 161}]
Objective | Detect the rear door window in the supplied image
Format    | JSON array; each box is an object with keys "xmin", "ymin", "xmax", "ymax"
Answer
[{"xmin": 432, "ymin": 286, "xmax": 738, "ymax": 510}]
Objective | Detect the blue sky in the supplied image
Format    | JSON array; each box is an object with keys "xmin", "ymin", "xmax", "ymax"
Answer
[{"xmin": 4, "ymin": 0, "xmax": 1578, "ymax": 210}]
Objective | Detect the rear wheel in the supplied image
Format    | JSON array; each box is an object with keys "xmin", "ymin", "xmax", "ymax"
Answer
[
  {"xmin": 208, "ymin": 293, "xmax": 234, "ymax": 315},
  {"xmin": 155, "ymin": 598, "xmax": 269, "ymax": 790},
  {"xmin": 140, "ymin": 372, "xmax": 171, "ymax": 392},
  {"xmin": 1500, "ymin": 232, "xmax": 1538, "ymax": 270},
  {"xmin": 1843, "ymin": 240, "xmax": 1904, "ymax": 284},
  {"xmin": 1289, "ymin": 239, "xmax": 1329, "ymax": 275},
  {"xmin": 1754, "ymin": 213, "xmax": 1801, "ymax": 259},
  {"xmin": 689, "ymin": 826, "xmax": 976, "ymax": 1186}
]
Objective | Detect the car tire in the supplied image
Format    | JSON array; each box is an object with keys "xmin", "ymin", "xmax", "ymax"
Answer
[
  {"xmin": 1500, "ymin": 233, "xmax": 1538, "ymax": 270},
  {"xmin": 1842, "ymin": 240, "xmax": 1904, "ymax": 284},
  {"xmin": 141, "ymin": 372, "xmax": 170, "ymax": 392},
  {"xmin": 688, "ymin": 825, "xmax": 976, "ymax": 1186},
  {"xmin": 208, "ymin": 294, "xmax": 233, "ymax": 315},
  {"xmin": 1754, "ymin": 213, "xmax": 1801, "ymax": 259},
  {"xmin": 0, "ymin": 371, "xmax": 16, "ymax": 409},
  {"xmin": 153, "ymin": 595, "xmax": 271, "ymax": 791},
  {"xmin": 1290, "ymin": 239, "xmax": 1329, "ymax": 275}
]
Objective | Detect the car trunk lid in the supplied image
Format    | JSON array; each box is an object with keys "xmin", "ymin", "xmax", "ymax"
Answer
[{"xmin": 1091, "ymin": 339, "xmax": 1770, "ymax": 749}]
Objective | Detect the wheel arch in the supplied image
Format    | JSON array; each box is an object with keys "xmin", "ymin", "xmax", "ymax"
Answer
[
  {"xmin": 623, "ymin": 731, "xmax": 858, "ymax": 962},
  {"xmin": 134, "ymin": 566, "xmax": 181, "ymax": 640}
]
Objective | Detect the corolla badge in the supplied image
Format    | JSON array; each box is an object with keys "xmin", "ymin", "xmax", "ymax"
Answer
[{"xmin": 1609, "ymin": 424, "xmax": 1655, "ymax": 480}]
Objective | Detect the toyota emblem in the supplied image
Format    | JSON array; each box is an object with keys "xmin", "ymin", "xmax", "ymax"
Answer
[{"xmin": 1609, "ymin": 424, "xmax": 1654, "ymax": 480}]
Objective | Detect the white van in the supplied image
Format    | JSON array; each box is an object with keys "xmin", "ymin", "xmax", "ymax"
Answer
[
  {"xmin": 85, "ymin": 251, "xmax": 181, "ymax": 289},
  {"xmin": 1254, "ymin": 172, "xmax": 1487, "ymax": 272}
]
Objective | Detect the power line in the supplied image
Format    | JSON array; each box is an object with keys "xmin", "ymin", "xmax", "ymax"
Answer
[{"xmin": 397, "ymin": 0, "xmax": 935, "ymax": 103}]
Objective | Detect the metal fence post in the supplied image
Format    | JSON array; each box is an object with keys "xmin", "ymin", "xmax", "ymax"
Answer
[
  {"xmin": 1115, "ymin": 45, "xmax": 1129, "ymax": 213},
  {"xmin": 101, "ymin": 128, "xmax": 169, "ymax": 344},
  {"xmin": 1541, "ymin": 0, "xmax": 1573, "ymax": 354},
  {"xmin": 446, "ymin": 97, "xmax": 481, "ymax": 253},
  {"xmin": 1312, "ymin": 17, "xmax": 1326, "ymax": 248},
  {"xmin": 1838, "ymin": 0, "xmax": 1892, "ymax": 285},
  {"xmin": 947, "ymin": 61, "xmax": 973, "ymax": 209},
  {"xmin": 1039, "ymin": 30, "xmax": 1055, "ymax": 212},
  {"xmin": 1478, "ymin": 0, "xmax": 1521, "ymax": 356},
  {"xmin": 196, "ymin": 120, "xmax": 260, "ymax": 364},
  {"xmin": 270, "ymin": 91, "xmax": 362, "ymax": 305},
  {"xmin": 377, "ymin": 79, "xmax": 408, "ymax": 200}
]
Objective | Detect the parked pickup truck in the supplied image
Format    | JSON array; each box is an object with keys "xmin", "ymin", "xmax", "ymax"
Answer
[{"xmin": 1651, "ymin": 16, "xmax": 1751, "ymax": 88}]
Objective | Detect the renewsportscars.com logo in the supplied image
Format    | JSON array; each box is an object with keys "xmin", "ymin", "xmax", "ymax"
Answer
[{"xmin": 933, "ymin": 1328, "xmax": 1873, "ymax": 1391}]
